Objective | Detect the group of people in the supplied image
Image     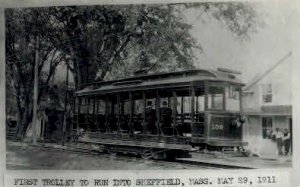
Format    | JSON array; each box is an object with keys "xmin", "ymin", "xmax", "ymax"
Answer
[
  {"xmin": 145, "ymin": 100, "xmax": 173, "ymax": 135},
  {"xmin": 272, "ymin": 128, "xmax": 291, "ymax": 156}
]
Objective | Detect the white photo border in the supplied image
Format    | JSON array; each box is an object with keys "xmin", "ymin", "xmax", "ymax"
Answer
[{"xmin": 0, "ymin": 0, "xmax": 299, "ymax": 186}]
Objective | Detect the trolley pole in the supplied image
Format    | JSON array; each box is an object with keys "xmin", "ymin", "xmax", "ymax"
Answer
[{"xmin": 32, "ymin": 35, "xmax": 39, "ymax": 145}]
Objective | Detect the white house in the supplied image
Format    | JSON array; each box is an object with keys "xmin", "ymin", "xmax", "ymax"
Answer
[{"xmin": 242, "ymin": 52, "xmax": 292, "ymax": 158}]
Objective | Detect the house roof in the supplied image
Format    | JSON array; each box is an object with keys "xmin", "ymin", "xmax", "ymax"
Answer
[
  {"xmin": 244, "ymin": 51, "xmax": 292, "ymax": 91},
  {"xmin": 244, "ymin": 105, "xmax": 292, "ymax": 116}
]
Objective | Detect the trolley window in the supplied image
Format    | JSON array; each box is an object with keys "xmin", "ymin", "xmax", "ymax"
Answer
[
  {"xmin": 97, "ymin": 100, "xmax": 105, "ymax": 115},
  {"xmin": 207, "ymin": 84, "xmax": 224, "ymax": 110},
  {"xmin": 225, "ymin": 85, "xmax": 240, "ymax": 111}
]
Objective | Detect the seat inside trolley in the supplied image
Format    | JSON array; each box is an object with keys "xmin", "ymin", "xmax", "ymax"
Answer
[{"xmin": 75, "ymin": 86, "xmax": 207, "ymax": 137}]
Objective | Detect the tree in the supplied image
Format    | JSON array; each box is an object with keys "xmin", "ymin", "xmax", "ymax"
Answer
[
  {"xmin": 48, "ymin": 4, "xmax": 201, "ymax": 85},
  {"xmin": 48, "ymin": 2, "xmax": 261, "ymax": 83},
  {"xmin": 6, "ymin": 2, "xmax": 261, "ymax": 140},
  {"xmin": 106, "ymin": 2, "xmax": 262, "ymax": 79},
  {"xmin": 5, "ymin": 8, "xmax": 65, "ymax": 139}
]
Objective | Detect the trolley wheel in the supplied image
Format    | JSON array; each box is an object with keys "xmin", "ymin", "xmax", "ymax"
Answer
[
  {"xmin": 141, "ymin": 149, "xmax": 154, "ymax": 160},
  {"xmin": 241, "ymin": 149, "xmax": 251, "ymax": 157},
  {"xmin": 97, "ymin": 145, "xmax": 106, "ymax": 153},
  {"xmin": 152, "ymin": 150, "xmax": 167, "ymax": 160}
]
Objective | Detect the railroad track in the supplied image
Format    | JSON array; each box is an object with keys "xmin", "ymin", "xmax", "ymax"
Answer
[
  {"xmin": 37, "ymin": 143, "xmax": 253, "ymax": 169},
  {"xmin": 173, "ymin": 158, "xmax": 253, "ymax": 169}
]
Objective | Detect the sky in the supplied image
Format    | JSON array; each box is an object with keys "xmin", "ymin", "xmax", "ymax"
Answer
[{"xmin": 184, "ymin": 1, "xmax": 292, "ymax": 83}]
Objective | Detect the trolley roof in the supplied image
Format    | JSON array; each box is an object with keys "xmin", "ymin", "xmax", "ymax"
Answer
[{"xmin": 76, "ymin": 69, "xmax": 244, "ymax": 96}]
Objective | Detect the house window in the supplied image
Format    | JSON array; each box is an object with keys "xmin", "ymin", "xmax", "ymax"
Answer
[
  {"xmin": 262, "ymin": 83, "xmax": 272, "ymax": 103},
  {"xmin": 262, "ymin": 117, "xmax": 273, "ymax": 139}
]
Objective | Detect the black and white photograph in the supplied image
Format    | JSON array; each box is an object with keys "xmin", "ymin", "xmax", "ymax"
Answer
[{"xmin": 3, "ymin": 0, "xmax": 295, "ymax": 174}]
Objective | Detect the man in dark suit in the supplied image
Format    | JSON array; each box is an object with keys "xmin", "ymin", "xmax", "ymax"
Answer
[
  {"xmin": 145, "ymin": 101, "xmax": 157, "ymax": 134},
  {"xmin": 160, "ymin": 101, "xmax": 172, "ymax": 135}
]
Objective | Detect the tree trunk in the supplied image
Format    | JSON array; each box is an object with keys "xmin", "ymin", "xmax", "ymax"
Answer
[
  {"xmin": 69, "ymin": 47, "xmax": 82, "ymax": 89},
  {"xmin": 15, "ymin": 85, "xmax": 34, "ymax": 140}
]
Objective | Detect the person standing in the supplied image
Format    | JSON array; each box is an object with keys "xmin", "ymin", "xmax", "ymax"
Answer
[
  {"xmin": 145, "ymin": 101, "xmax": 157, "ymax": 134},
  {"xmin": 273, "ymin": 128, "xmax": 283, "ymax": 156},
  {"xmin": 40, "ymin": 109, "xmax": 48, "ymax": 140},
  {"xmin": 282, "ymin": 128, "xmax": 291, "ymax": 156},
  {"xmin": 160, "ymin": 101, "xmax": 172, "ymax": 135}
]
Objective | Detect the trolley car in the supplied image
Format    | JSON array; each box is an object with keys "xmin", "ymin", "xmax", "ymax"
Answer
[{"xmin": 73, "ymin": 68, "xmax": 247, "ymax": 159}]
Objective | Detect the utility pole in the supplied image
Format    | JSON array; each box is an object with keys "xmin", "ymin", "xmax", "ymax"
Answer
[
  {"xmin": 32, "ymin": 35, "xmax": 39, "ymax": 145},
  {"xmin": 62, "ymin": 65, "xmax": 69, "ymax": 146}
]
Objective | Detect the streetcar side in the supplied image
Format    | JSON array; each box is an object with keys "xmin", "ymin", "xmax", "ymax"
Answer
[
  {"xmin": 72, "ymin": 69, "xmax": 247, "ymax": 159},
  {"xmin": 189, "ymin": 81, "xmax": 247, "ymax": 151},
  {"xmin": 73, "ymin": 89, "xmax": 193, "ymax": 160}
]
